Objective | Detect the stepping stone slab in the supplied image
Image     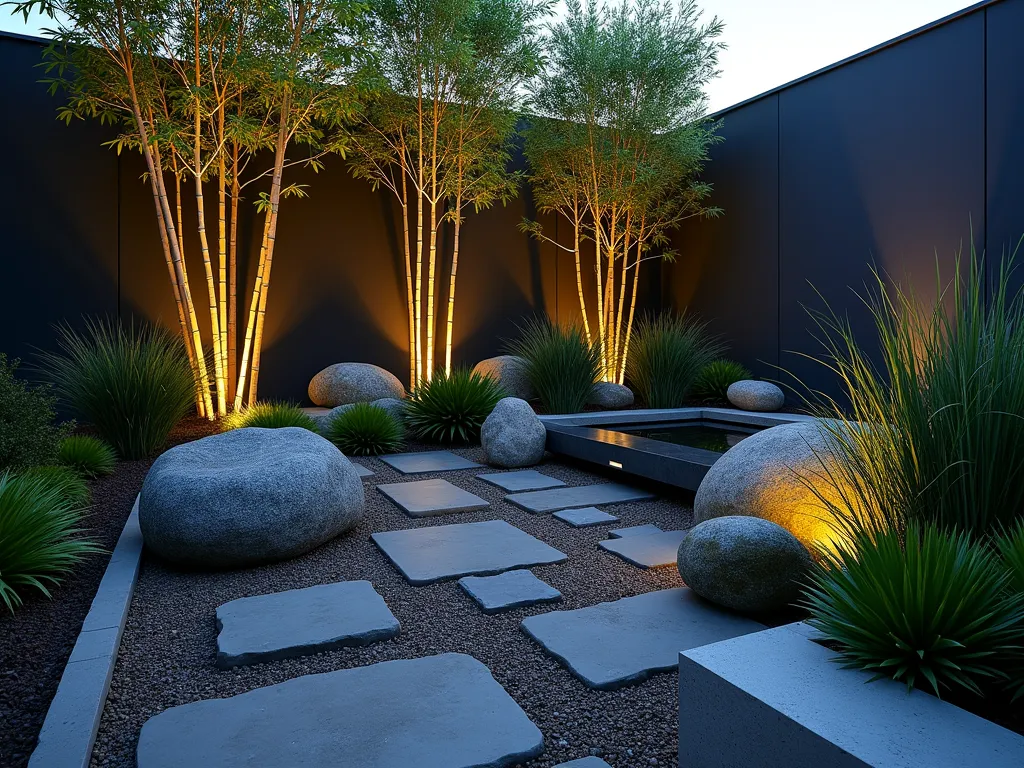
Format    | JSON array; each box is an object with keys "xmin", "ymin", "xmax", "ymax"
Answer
[
  {"xmin": 459, "ymin": 570, "xmax": 562, "ymax": 614},
  {"xmin": 377, "ymin": 478, "xmax": 489, "ymax": 518},
  {"xmin": 476, "ymin": 470, "xmax": 566, "ymax": 492},
  {"xmin": 380, "ymin": 450, "xmax": 482, "ymax": 474},
  {"xmin": 352, "ymin": 463, "xmax": 374, "ymax": 478},
  {"xmin": 521, "ymin": 588, "xmax": 764, "ymax": 690},
  {"xmin": 215, "ymin": 580, "xmax": 399, "ymax": 668},
  {"xmin": 599, "ymin": 530, "xmax": 687, "ymax": 568},
  {"xmin": 553, "ymin": 759, "xmax": 612, "ymax": 768},
  {"xmin": 137, "ymin": 652, "xmax": 544, "ymax": 768},
  {"xmin": 506, "ymin": 483, "xmax": 655, "ymax": 514},
  {"xmin": 372, "ymin": 520, "xmax": 567, "ymax": 586},
  {"xmin": 553, "ymin": 507, "xmax": 620, "ymax": 527},
  {"xmin": 608, "ymin": 524, "xmax": 663, "ymax": 538}
]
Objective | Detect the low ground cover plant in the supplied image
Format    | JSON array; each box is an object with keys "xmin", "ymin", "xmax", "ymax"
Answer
[
  {"xmin": 508, "ymin": 319, "xmax": 600, "ymax": 414},
  {"xmin": 405, "ymin": 368, "xmax": 504, "ymax": 444},
  {"xmin": 326, "ymin": 403, "xmax": 404, "ymax": 455},
  {"xmin": 625, "ymin": 313, "xmax": 723, "ymax": 408},
  {"xmin": 59, "ymin": 435, "xmax": 116, "ymax": 477},
  {"xmin": 222, "ymin": 402, "xmax": 318, "ymax": 432},
  {"xmin": 692, "ymin": 358, "xmax": 750, "ymax": 402},
  {"xmin": 0, "ymin": 353, "xmax": 71, "ymax": 470}
]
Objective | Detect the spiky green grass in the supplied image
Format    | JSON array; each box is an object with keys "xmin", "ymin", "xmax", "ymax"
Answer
[
  {"xmin": 405, "ymin": 369, "xmax": 504, "ymax": 444},
  {"xmin": 692, "ymin": 359, "xmax": 751, "ymax": 402},
  {"xmin": 222, "ymin": 402, "xmax": 318, "ymax": 432},
  {"xmin": 625, "ymin": 314, "xmax": 724, "ymax": 408},
  {"xmin": 507, "ymin": 319, "xmax": 600, "ymax": 414},
  {"xmin": 58, "ymin": 435, "xmax": 116, "ymax": 477},
  {"xmin": 325, "ymin": 403, "xmax": 404, "ymax": 455}
]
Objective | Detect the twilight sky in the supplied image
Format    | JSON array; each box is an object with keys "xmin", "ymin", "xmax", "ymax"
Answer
[{"xmin": 1, "ymin": 0, "xmax": 976, "ymax": 113}]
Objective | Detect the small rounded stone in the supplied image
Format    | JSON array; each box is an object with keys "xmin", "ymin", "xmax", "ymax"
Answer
[
  {"xmin": 481, "ymin": 397, "xmax": 546, "ymax": 468},
  {"xmin": 587, "ymin": 382, "xmax": 634, "ymax": 409},
  {"xmin": 308, "ymin": 363, "xmax": 405, "ymax": 407},
  {"xmin": 726, "ymin": 380, "xmax": 784, "ymax": 412}
]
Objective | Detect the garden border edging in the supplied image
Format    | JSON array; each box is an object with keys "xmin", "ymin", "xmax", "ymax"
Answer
[{"xmin": 28, "ymin": 496, "xmax": 142, "ymax": 768}]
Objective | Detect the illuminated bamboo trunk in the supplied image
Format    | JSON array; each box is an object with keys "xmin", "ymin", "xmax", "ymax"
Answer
[
  {"xmin": 194, "ymin": 144, "xmax": 227, "ymax": 417},
  {"xmin": 444, "ymin": 203, "xmax": 462, "ymax": 376},
  {"xmin": 217, "ymin": 103, "xmax": 228, "ymax": 410},
  {"xmin": 571, "ymin": 201, "xmax": 591, "ymax": 345},
  {"xmin": 619, "ymin": 226, "xmax": 645, "ymax": 385},
  {"xmin": 400, "ymin": 151, "xmax": 416, "ymax": 389},
  {"xmin": 613, "ymin": 218, "xmax": 632, "ymax": 381},
  {"xmin": 234, "ymin": 210, "xmax": 271, "ymax": 411},
  {"xmin": 426, "ymin": 197, "xmax": 438, "ymax": 381},
  {"xmin": 228, "ymin": 142, "xmax": 239, "ymax": 403}
]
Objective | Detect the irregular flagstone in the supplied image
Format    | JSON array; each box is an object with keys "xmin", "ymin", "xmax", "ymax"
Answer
[
  {"xmin": 137, "ymin": 653, "xmax": 544, "ymax": 768},
  {"xmin": 215, "ymin": 581, "xmax": 399, "ymax": 668},
  {"xmin": 607, "ymin": 524, "xmax": 663, "ymax": 539},
  {"xmin": 521, "ymin": 588, "xmax": 764, "ymax": 690},
  {"xmin": 377, "ymin": 478, "xmax": 489, "ymax": 518},
  {"xmin": 476, "ymin": 470, "xmax": 566, "ymax": 493},
  {"xmin": 380, "ymin": 450, "xmax": 482, "ymax": 474},
  {"xmin": 553, "ymin": 759, "xmax": 613, "ymax": 768},
  {"xmin": 553, "ymin": 507, "xmax": 620, "ymax": 528},
  {"xmin": 505, "ymin": 483, "xmax": 656, "ymax": 514},
  {"xmin": 372, "ymin": 520, "xmax": 567, "ymax": 586},
  {"xmin": 599, "ymin": 531, "xmax": 687, "ymax": 568},
  {"xmin": 459, "ymin": 570, "xmax": 562, "ymax": 614}
]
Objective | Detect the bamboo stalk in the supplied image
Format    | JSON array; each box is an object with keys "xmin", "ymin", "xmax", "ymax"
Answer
[
  {"xmin": 444, "ymin": 201, "xmax": 462, "ymax": 376},
  {"xmin": 217, "ymin": 102, "xmax": 228, "ymax": 412},
  {"xmin": 400, "ymin": 148, "xmax": 416, "ymax": 389},
  {"xmin": 234, "ymin": 207, "xmax": 271, "ymax": 411},
  {"xmin": 228, "ymin": 140, "xmax": 239, "ymax": 404}
]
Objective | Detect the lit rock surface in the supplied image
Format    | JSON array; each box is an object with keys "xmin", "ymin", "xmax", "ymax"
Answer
[
  {"xmin": 215, "ymin": 581, "xmax": 399, "ymax": 668},
  {"xmin": 472, "ymin": 355, "xmax": 534, "ymax": 401},
  {"xmin": 677, "ymin": 516, "xmax": 811, "ymax": 613},
  {"xmin": 726, "ymin": 380, "xmax": 785, "ymax": 412},
  {"xmin": 599, "ymin": 531, "xmax": 687, "ymax": 568},
  {"xmin": 458, "ymin": 570, "xmax": 562, "ymax": 614},
  {"xmin": 481, "ymin": 397, "xmax": 547, "ymax": 468},
  {"xmin": 308, "ymin": 362, "xmax": 405, "ymax": 407},
  {"xmin": 139, "ymin": 428, "xmax": 363, "ymax": 569},
  {"xmin": 377, "ymin": 478, "xmax": 489, "ymax": 518},
  {"xmin": 587, "ymin": 382, "xmax": 634, "ymax": 409},
  {"xmin": 136, "ymin": 653, "xmax": 544, "ymax": 768}
]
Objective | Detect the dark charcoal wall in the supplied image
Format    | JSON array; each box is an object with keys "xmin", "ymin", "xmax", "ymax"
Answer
[{"xmin": 668, "ymin": 0, "xmax": 1015, "ymax": 400}]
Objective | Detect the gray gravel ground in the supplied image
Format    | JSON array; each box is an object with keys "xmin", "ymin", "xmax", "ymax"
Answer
[{"xmin": 90, "ymin": 446, "xmax": 693, "ymax": 768}]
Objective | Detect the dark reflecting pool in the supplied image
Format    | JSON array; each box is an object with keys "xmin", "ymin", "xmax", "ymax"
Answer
[{"xmin": 616, "ymin": 420, "xmax": 762, "ymax": 453}]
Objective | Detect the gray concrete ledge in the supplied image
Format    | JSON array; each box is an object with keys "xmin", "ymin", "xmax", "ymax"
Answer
[
  {"xmin": 29, "ymin": 496, "xmax": 143, "ymax": 768},
  {"xmin": 539, "ymin": 407, "xmax": 813, "ymax": 428}
]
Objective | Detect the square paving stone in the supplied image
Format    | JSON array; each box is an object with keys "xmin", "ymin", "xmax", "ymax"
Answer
[
  {"xmin": 216, "ymin": 581, "xmax": 399, "ymax": 668},
  {"xmin": 352, "ymin": 462, "xmax": 374, "ymax": 478},
  {"xmin": 553, "ymin": 760, "xmax": 612, "ymax": 768},
  {"xmin": 137, "ymin": 653, "xmax": 544, "ymax": 768},
  {"xmin": 599, "ymin": 530, "xmax": 687, "ymax": 568},
  {"xmin": 607, "ymin": 524, "xmax": 663, "ymax": 538},
  {"xmin": 380, "ymin": 450, "xmax": 482, "ymax": 474},
  {"xmin": 505, "ymin": 483, "xmax": 655, "ymax": 514},
  {"xmin": 459, "ymin": 570, "xmax": 562, "ymax": 614},
  {"xmin": 372, "ymin": 520, "xmax": 568, "ymax": 586},
  {"xmin": 553, "ymin": 507, "xmax": 620, "ymax": 528},
  {"xmin": 476, "ymin": 470, "xmax": 566, "ymax": 492},
  {"xmin": 377, "ymin": 478, "xmax": 489, "ymax": 518},
  {"xmin": 520, "ymin": 588, "xmax": 764, "ymax": 690}
]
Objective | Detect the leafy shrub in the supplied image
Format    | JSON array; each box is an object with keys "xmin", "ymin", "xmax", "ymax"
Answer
[
  {"xmin": 803, "ymin": 523, "xmax": 1024, "ymax": 698},
  {"xmin": 405, "ymin": 368, "xmax": 504, "ymax": 444},
  {"xmin": 507, "ymin": 319, "xmax": 600, "ymax": 414},
  {"xmin": 326, "ymin": 403, "xmax": 404, "ymax": 455},
  {"xmin": 59, "ymin": 435, "xmax": 116, "ymax": 477},
  {"xmin": 222, "ymin": 401, "xmax": 317, "ymax": 432},
  {"xmin": 692, "ymin": 359, "xmax": 751, "ymax": 402},
  {"xmin": 22, "ymin": 465, "xmax": 91, "ymax": 507},
  {"xmin": 37, "ymin": 319, "xmax": 194, "ymax": 460},
  {"xmin": 0, "ymin": 353, "xmax": 72, "ymax": 471},
  {"xmin": 0, "ymin": 470, "xmax": 102, "ymax": 612},
  {"xmin": 625, "ymin": 313, "xmax": 724, "ymax": 408}
]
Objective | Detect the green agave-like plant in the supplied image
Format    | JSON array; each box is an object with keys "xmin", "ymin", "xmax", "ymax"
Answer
[
  {"xmin": 326, "ymin": 403, "xmax": 404, "ymax": 456},
  {"xmin": 59, "ymin": 435, "xmax": 117, "ymax": 477},
  {"xmin": 222, "ymin": 401, "xmax": 318, "ymax": 432},
  {"xmin": 803, "ymin": 522, "xmax": 1024, "ymax": 698},
  {"xmin": 625, "ymin": 313, "xmax": 724, "ymax": 408},
  {"xmin": 507, "ymin": 318, "xmax": 600, "ymax": 414},
  {"xmin": 0, "ymin": 470, "xmax": 103, "ymax": 613},
  {"xmin": 405, "ymin": 368, "xmax": 504, "ymax": 444},
  {"xmin": 692, "ymin": 358, "xmax": 751, "ymax": 402},
  {"xmin": 996, "ymin": 520, "xmax": 1024, "ymax": 700},
  {"xmin": 21, "ymin": 465, "xmax": 91, "ymax": 508}
]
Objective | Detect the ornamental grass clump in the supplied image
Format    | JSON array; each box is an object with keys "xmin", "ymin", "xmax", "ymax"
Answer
[
  {"xmin": 692, "ymin": 358, "xmax": 751, "ymax": 402},
  {"xmin": 326, "ymin": 403, "xmax": 404, "ymax": 456},
  {"xmin": 22, "ymin": 465, "xmax": 91, "ymax": 507},
  {"xmin": 625, "ymin": 313, "xmax": 724, "ymax": 408},
  {"xmin": 405, "ymin": 368, "xmax": 504, "ymax": 444},
  {"xmin": 0, "ymin": 470, "xmax": 102, "ymax": 613},
  {"xmin": 59, "ymin": 435, "xmax": 116, "ymax": 477},
  {"xmin": 507, "ymin": 319, "xmax": 600, "ymax": 414},
  {"xmin": 0, "ymin": 353, "xmax": 71, "ymax": 470},
  {"xmin": 222, "ymin": 402, "xmax": 318, "ymax": 432},
  {"xmin": 37, "ymin": 319, "xmax": 195, "ymax": 460}
]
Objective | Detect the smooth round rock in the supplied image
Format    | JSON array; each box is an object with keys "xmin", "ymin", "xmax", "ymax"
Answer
[
  {"xmin": 312, "ymin": 404, "xmax": 355, "ymax": 433},
  {"xmin": 727, "ymin": 380, "xmax": 785, "ymax": 412},
  {"xmin": 694, "ymin": 421, "xmax": 847, "ymax": 550},
  {"xmin": 139, "ymin": 427, "xmax": 364, "ymax": 569},
  {"xmin": 481, "ymin": 397, "xmax": 546, "ymax": 468},
  {"xmin": 371, "ymin": 397, "xmax": 408, "ymax": 421},
  {"xmin": 587, "ymin": 382, "xmax": 634, "ymax": 409},
  {"xmin": 678, "ymin": 516, "xmax": 812, "ymax": 613},
  {"xmin": 472, "ymin": 355, "xmax": 534, "ymax": 401},
  {"xmin": 308, "ymin": 363, "xmax": 405, "ymax": 407}
]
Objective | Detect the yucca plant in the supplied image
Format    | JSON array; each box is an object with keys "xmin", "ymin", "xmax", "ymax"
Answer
[
  {"xmin": 59, "ymin": 435, "xmax": 116, "ymax": 477},
  {"xmin": 37, "ymin": 319, "xmax": 195, "ymax": 460},
  {"xmin": 405, "ymin": 368, "xmax": 504, "ymax": 444},
  {"xmin": 507, "ymin": 319, "xmax": 600, "ymax": 414},
  {"xmin": 692, "ymin": 358, "xmax": 751, "ymax": 402},
  {"xmin": 0, "ymin": 470, "xmax": 103, "ymax": 613},
  {"xmin": 222, "ymin": 402, "xmax": 318, "ymax": 432},
  {"xmin": 625, "ymin": 313, "xmax": 724, "ymax": 408},
  {"xmin": 803, "ymin": 522, "xmax": 1024, "ymax": 698},
  {"xmin": 326, "ymin": 403, "xmax": 404, "ymax": 456}
]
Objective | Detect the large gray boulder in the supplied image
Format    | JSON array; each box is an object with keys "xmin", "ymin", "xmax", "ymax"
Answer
[
  {"xmin": 481, "ymin": 397, "xmax": 546, "ymax": 468},
  {"xmin": 472, "ymin": 355, "xmax": 533, "ymax": 401},
  {"xmin": 727, "ymin": 380, "xmax": 785, "ymax": 412},
  {"xmin": 677, "ymin": 516, "xmax": 812, "ymax": 613},
  {"xmin": 693, "ymin": 421, "xmax": 847, "ymax": 551},
  {"xmin": 139, "ymin": 427, "xmax": 364, "ymax": 569},
  {"xmin": 310, "ymin": 404, "xmax": 355, "ymax": 434},
  {"xmin": 588, "ymin": 381, "xmax": 634, "ymax": 409},
  {"xmin": 308, "ymin": 363, "xmax": 405, "ymax": 407}
]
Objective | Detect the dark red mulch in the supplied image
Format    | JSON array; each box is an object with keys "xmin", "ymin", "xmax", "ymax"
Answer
[{"xmin": 0, "ymin": 417, "xmax": 218, "ymax": 768}]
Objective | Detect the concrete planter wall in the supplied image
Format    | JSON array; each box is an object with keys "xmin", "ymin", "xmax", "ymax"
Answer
[{"xmin": 678, "ymin": 622, "xmax": 1024, "ymax": 768}]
